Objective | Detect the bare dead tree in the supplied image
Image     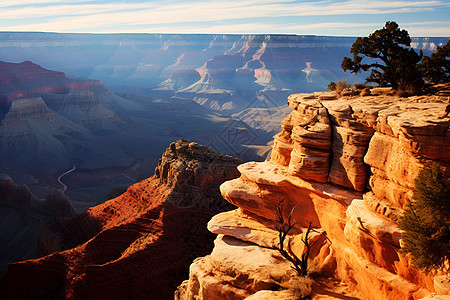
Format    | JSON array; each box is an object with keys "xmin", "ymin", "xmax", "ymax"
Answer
[{"xmin": 274, "ymin": 199, "xmax": 328, "ymax": 277}]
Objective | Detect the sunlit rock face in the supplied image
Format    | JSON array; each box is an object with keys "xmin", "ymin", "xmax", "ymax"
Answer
[
  {"xmin": 177, "ymin": 89, "xmax": 450, "ymax": 299},
  {"xmin": 0, "ymin": 140, "xmax": 241, "ymax": 300}
]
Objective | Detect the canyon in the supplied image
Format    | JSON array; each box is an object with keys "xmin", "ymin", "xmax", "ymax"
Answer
[
  {"xmin": 0, "ymin": 33, "xmax": 446, "ymax": 115},
  {"xmin": 0, "ymin": 33, "xmax": 449, "ymax": 299},
  {"xmin": 1, "ymin": 86, "xmax": 448, "ymax": 299},
  {"xmin": 0, "ymin": 33, "xmax": 446, "ymax": 208},
  {"xmin": 0, "ymin": 60, "xmax": 266, "ymax": 209}
]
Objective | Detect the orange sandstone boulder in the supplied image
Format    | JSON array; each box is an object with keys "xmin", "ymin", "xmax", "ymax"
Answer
[{"xmin": 178, "ymin": 90, "xmax": 449, "ymax": 300}]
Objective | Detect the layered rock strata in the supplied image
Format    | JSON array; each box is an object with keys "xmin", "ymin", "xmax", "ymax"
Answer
[
  {"xmin": 0, "ymin": 140, "xmax": 241, "ymax": 300},
  {"xmin": 177, "ymin": 90, "xmax": 450, "ymax": 299}
]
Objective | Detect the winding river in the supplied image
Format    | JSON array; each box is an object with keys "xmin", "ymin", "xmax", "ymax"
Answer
[{"xmin": 57, "ymin": 164, "xmax": 76, "ymax": 193}]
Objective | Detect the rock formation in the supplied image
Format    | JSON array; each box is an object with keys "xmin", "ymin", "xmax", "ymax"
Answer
[
  {"xmin": 0, "ymin": 140, "xmax": 241, "ymax": 300},
  {"xmin": 176, "ymin": 88, "xmax": 450, "ymax": 299},
  {"xmin": 0, "ymin": 174, "xmax": 76, "ymax": 276}
]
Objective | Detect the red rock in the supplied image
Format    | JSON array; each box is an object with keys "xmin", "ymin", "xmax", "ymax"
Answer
[
  {"xmin": 178, "ymin": 91, "xmax": 449, "ymax": 299},
  {"xmin": 0, "ymin": 140, "xmax": 241, "ymax": 300}
]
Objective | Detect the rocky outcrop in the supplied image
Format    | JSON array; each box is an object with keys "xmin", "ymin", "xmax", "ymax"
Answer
[
  {"xmin": 0, "ymin": 60, "xmax": 109, "ymax": 114},
  {"xmin": 40, "ymin": 90, "xmax": 115, "ymax": 124},
  {"xmin": 177, "ymin": 89, "xmax": 450, "ymax": 299},
  {"xmin": 0, "ymin": 60, "xmax": 68, "ymax": 111},
  {"xmin": 0, "ymin": 140, "xmax": 241, "ymax": 300},
  {"xmin": 0, "ymin": 97, "xmax": 55, "ymax": 136}
]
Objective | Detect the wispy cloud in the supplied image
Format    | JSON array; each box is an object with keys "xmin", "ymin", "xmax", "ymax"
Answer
[{"xmin": 0, "ymin": 0, "xmax": 448, "ymax": 36}]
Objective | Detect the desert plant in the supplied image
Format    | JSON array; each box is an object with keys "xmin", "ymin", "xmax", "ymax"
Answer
[
  {"xmin": 327, "ymin": 81, "xmax": 337, "ymax": 91},
  {"xmin": 280, "ymin": 275, "xmax": 312, "ymax": 299},
  {"xmin": 360, "ymin": 87, "xmax": 371, "ymax": 96},
  {"xmin": 396, "ymin": 90, "xmax": 409, "ymax": 98},
  {"xmin": 399, "ymin": 163, "xmax": 450, "ymax": 273},
  {"xmin": 327, "ymin": 80, "xmax": 351, "ymax": 95},
  {"xmin": 335, "ymin": 80, "xmax": 351, "ymax": 95},
  {"xmin": 341, "ymin": 21, "xmax": 424, "ymax": 93},
  {"xmin": 273, "ymin": 199, "xmax": 327, "ymax": 277}
]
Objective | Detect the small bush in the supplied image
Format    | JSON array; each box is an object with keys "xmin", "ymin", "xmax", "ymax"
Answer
[
  {"xmin": 327, "ymin": 81, "xmax": 336, "ymax": 91},
  {"xmin": 335, "ymin": 80, "xmax": 351, "ymax": 95},
  {"xmin": 280, "ymin": 275, "xmax": 312, "ymax": 299},
  {"xmin": 396, "ymin": 90, "xmax": 409, "ymax": 98}
]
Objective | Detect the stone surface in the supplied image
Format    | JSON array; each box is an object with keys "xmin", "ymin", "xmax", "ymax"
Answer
[
  {"xmin": 207, "ymin": 208, "xmax": 330, "ymax": 263},
  {"xmin": 434, "ymin": 275, "xmax": 450, "ymax": 296},
  {"xmin": 178, "ymin": 90, "xmax": 449, "ymax": 300},
  {"xmin": 175, "ymin": 235, "xmax": 295, "ymax": 300}
]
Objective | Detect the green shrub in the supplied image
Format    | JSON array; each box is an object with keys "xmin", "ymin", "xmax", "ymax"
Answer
[
  {"xmin": 399, "ymin": 163, "xmax": 450, "ymax": 273},
  {"xmin": 327, "ymin": 80, "xmax": 351, "ymax": 95},
  {"xmin": 327, "ymin": 81, "xmax": 336, "ymax": 91}
]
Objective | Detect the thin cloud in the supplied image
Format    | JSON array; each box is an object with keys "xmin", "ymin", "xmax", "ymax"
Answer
[{"xmin": 0, "ymin": 0, "xmax": 448, "ymax": 35}]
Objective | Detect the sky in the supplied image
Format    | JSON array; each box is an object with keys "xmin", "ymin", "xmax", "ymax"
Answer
[{"xmin": 0, "ymin": 0, "xmax": 449, "ymax": 37}]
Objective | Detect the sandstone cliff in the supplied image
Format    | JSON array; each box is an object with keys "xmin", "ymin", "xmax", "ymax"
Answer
[
  {"xmin": 0, "ymin": 140, "xmax": 241, "ymax": 300},
  {"xmin": 176, "ymin": 88, "xmax": 450, "ymax": 299}
]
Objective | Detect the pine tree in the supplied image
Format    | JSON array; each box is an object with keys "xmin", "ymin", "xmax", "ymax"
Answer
[
  {"xmin": 399, "ymin": 163, "xmax": 450, "ymax": 272},
  {"xmin": 341, "ymin": 21, "xmax": 424, "ymax": 93}
]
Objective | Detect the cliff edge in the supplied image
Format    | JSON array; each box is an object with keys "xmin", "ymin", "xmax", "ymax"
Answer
[
  {"xmin": 176, "ymin": 87, "xmax": 450, "ymax": 300},
  {"xmin": 0, "ymin": 140, "xmax": 241, "ymax": 300}
]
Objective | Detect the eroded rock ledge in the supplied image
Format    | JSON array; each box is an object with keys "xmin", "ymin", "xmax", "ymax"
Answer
[{"xmin": 177, "ymin": 90, "xmax": 450, "ymax": 300}]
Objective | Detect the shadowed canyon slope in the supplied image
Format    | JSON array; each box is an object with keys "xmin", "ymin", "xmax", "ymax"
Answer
[
  {"xmin": 0, "ymin": 140, "xmax": 241, "ymax": 300},
  {"xmin": 0, "ymin": 60, "xmax": 268, "ymax": 209},
  {"xmin": 176, "ymin": 87, "xmax": 450, "ymax": 299},
  {"xmin": 0, "ymin": 173, "xmax": 76, "ymax": 276}
]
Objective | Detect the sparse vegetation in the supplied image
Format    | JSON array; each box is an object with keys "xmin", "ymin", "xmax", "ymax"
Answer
[
  {"xmin": 280, "ymin": 275, "xmax": 313, "ymax": 299},
  {"xmin": 399, "ymin": 163, "xmax": 450, "ymax": 273},
  {"xmin": 327, "ymin": 80, "xmax": 351, "ymax": 95},
  {"xmin": 327, "ymin": 81, "xmax": 336, "ymax": 91},
  {"xmin": 360, "ymin": 87, "xmax": 371, "ymax": 96},
  {"xmin": 341, "ymin": 21, "xmax": 424, "ymax": 93},
  {"xmin": 353, "ymin": 82, "xmax": 366, "ymax": 90},
  {"xmin": 341, "ymin": 21, "xmax": 450, "ymax": 94},
  {"xmin": 273, "ymin": 199, "xmax": 326, "ymax": 277}
]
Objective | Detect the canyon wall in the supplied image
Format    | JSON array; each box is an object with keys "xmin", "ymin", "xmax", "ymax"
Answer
[
  {"xmin": 0, "ymin": 60, "xmax": 267, "ymax": 207},
  {"xmin": 177, "ymin": 87, "xmax": 450, "ymax": 299},
  {"xmin": 0, "ymin": 140, "xmax": 241, "ymax": 300},
  {"xmin": 1, "ymin": 33, "xmax": 446, "ymax": 114}
]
